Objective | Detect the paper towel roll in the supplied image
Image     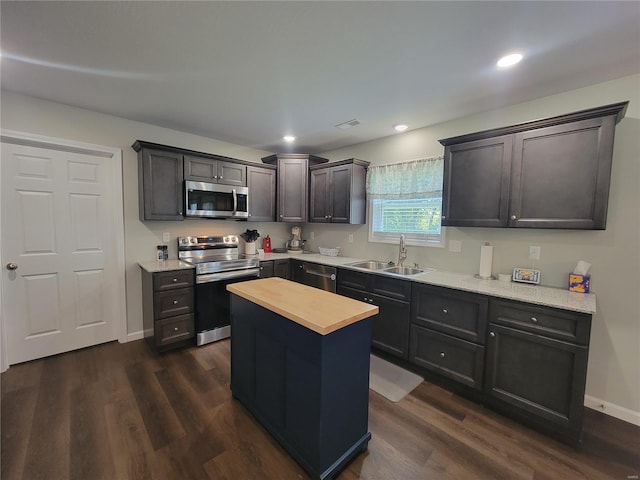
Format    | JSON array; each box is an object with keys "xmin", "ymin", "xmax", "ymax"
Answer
[{"xmin": 478, "ymin": 244, "xmax": 493, "ymax": 279}]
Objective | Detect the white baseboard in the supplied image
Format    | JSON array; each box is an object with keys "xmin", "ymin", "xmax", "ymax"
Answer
[
  {"xmin": 584, "ymin": 395, "xmax": 640, "ymax": 426},
  {"xmin": 124, "ymin": 330, "xmax": 145, "ymax": 342}
]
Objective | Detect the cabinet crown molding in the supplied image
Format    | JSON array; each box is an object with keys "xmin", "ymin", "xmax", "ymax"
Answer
[{"xmin": 438, "ymin": 101, "xmax": 629, "ymax": 146}]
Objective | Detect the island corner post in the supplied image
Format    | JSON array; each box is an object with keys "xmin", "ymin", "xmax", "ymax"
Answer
[{"xmin": 227, "ymin": 277, "xmax": 379, "ymax": 480}]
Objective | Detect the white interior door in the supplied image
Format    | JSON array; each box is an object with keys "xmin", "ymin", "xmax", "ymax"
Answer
[{"xmin": 1, "ymin": 137, "xmax": 125, "ymax": 365}]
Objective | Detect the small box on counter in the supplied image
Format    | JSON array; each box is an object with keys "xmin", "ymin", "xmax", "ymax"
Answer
[{"xmin": 569, "ymin": 274, "xmax": 590, "ymax": 293}]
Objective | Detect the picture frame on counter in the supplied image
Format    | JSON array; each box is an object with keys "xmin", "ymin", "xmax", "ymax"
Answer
[{"xmin": 512, "ymin": 267, "xmax": 541, "ymax": 285}]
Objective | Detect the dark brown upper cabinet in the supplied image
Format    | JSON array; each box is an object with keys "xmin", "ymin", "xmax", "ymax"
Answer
[
  {"xmin": 134, "ymin": 144, "xmax": 185, "ymax": 221},
  {"xmin": 439, "ymin": 102, "xmax": 628, "ymax": 229},
  {"xmin": 309, "ymin": 159, "xmax": 368, "ymax": 224},
  {"xmin": 246, "ymin": 164, "xmax": 277, "ymax": 222},
  {"xmin": 262, "ymin": 153, "xmax": 328, "ymax": 223},
  {"xmin": 184, "ymin": 155, "xmax": 246, "ymax": 187}
]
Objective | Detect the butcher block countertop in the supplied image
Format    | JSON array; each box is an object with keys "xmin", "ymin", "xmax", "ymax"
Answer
[{"xmin": 227, "ymin": 277, "xmax": 379, "ymax": 335}]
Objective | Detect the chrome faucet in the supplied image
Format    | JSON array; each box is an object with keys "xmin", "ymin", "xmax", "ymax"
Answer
[{"xmin": 398, "ymin": 234, "xmax": 407, "ymax": 266}]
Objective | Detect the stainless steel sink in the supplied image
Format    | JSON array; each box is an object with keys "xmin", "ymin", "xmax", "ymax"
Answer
[
  {"xmin": 382, "ymin": 266, "xmax": 425, "ymax": 276},
  {"xmin": 348, "ymin": 260, "xmax": 392, "ymax": 270}
]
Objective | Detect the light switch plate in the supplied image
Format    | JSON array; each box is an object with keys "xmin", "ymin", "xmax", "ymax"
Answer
[
  {"xmin": 348, "ymin": 234, "xmax": 354, "ymax": 243},
  {"xmin": 529, "ymin": 246, "xmax": 541, "ymax": 260},
  {"xmin": 162, "ymin": 232, "xmax": 170, "ymax": 243},
  {"xmin": 449, "ymin": 240, "xmax": 462, "ymax": 252}
]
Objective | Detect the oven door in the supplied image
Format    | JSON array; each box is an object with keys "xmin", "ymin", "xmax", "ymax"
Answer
[
  {"xmin": 185, "ymin": 180, "xmax": 249, "ymax": 219},
  {"xmin": 194, "ymin": 268, "xmax": 259, "ymax": 345}
]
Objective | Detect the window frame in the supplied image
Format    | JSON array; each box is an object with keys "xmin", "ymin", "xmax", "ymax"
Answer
[{"xmin": 367, "ymin": 197, "xmax": 446, "ymax": 248}]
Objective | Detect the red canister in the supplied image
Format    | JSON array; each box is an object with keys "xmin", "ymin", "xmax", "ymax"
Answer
[{"xmin": 263, "ymin": 235, "xmax": 272, "ymax": 253}]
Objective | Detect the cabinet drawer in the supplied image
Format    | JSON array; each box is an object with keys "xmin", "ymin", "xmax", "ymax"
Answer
[
  {"xmin": 155, "ymin": 314, "xmax": 194, "ymax": 346},
  {"xmin": 409, "ymin": 325, "xmax": 484, "ymax": 390},
  {"xmin": 412, "ymin": 285, "xmax": 488, "ymax": 343},
  {"xmin": 490, "ymin": 300, "xmax": 591, "ymax": 345},
  {"xmin": 153, "ymin": 288, "xmax": 194, "ymax": 319},
  {"xmin": 153, "ymin": 269, "xmax": 194, "ymax": 291}
]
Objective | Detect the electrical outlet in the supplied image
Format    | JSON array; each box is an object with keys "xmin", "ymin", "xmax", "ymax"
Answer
[
  {"xmin": 529, "ymin": 246, "xmax": 541, "ymax": 260},
  {"xmin": 348, "ymin": 234, "xmax": 354, "ymax": 243},
  {"xmin": 162, "ymin": 232, "xmax": 170, "ymax": 243},
  {"xmin": 310, "ymin": 231, "xmax": 315, "ymax": 239},
  {"xmin": 449, "ymin": 240, "xmax": 462, "ymax": 253}
]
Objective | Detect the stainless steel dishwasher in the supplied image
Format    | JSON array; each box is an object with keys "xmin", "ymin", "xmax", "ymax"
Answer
[{"xmin": 299, "ymin": 262, "xmax": 337, "ymax": 292}]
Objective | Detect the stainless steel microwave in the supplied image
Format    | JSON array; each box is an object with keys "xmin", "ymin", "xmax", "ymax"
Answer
[{"xmin": 185, "ymin": 180, "xmax": 249, "ymax": 219}]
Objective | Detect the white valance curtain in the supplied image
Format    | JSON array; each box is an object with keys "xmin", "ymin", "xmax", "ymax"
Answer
[{"xmin": 366, "ymin": 156, "xmax": 444, "ymax": 199}]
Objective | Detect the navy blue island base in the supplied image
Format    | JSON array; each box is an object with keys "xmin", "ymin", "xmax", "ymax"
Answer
[{"xmin": 229, "ymin": 293, "xmax": 373, "ymax": 480}]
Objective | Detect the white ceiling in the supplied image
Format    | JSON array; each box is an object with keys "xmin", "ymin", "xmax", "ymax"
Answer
[{"xmin": 1, "ymin": 1, "xmax": 639, "ymax": 154}]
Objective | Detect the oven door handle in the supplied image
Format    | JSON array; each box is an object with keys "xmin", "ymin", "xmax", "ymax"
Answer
[
  {"xmin": 232, "ymin": 188, "xmax": 237, "ymax": 215},
  {"xmin": 196, "ymin": 268, "xmax": 260, "ymax": 284}
]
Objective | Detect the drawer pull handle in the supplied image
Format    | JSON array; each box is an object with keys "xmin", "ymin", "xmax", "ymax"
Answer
[
  {"xmin": 490, "ymin": 332, "xmax": 495, "ymax": 337},
  {"xmin": 440, "ymin": 352, "xmax": 445, "ymax": 358},
  {"xmin": 442, "ymin": 308, "xmax": 448, "ymax": 314},
  {"xmin": 531, "ymin": 317, "xmax": 538, "ymax": 323},
  {"xmin": 173, "ymin": 300, "xmax": 178, "ymax": 305}
]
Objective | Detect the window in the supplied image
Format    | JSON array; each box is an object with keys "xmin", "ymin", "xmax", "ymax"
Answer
[{"xmin": 366, "ymin": 157, "xmax": 445, "ymax": 247}]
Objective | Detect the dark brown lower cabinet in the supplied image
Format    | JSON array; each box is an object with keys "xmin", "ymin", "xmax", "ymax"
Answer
[{"xmin": 484, "ymin": 299, "xmax": 591, "ymax": 444}]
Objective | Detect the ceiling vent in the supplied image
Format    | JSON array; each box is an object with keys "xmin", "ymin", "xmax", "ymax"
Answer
[{"xmin": 335, "ymin": 119, "xmax": 361, "ymax": 130}]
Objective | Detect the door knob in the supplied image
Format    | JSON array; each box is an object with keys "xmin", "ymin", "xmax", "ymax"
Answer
[{"xmin": 6, "ymin": 263, "xmax": 18, "ymax": 271}]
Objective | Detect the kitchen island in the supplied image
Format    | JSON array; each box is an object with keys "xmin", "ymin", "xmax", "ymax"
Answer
[{"xmin": 227, "ymin": 277, "xmax": 379, "ymax": 480}]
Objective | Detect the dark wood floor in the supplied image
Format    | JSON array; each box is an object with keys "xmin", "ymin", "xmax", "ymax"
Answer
[{"xmin": 2, "ymin": 339, "xmax": 638, "ymax": 480}]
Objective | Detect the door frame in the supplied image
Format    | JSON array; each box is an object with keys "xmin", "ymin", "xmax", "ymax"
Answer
[{"xmin": 0, "ymin": 129, "xmax": 128, "ymax": 372}]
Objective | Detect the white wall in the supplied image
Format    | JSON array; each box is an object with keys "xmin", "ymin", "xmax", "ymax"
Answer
[
  {"xmin": 314, "ymin": 74, "xmax": 640, "ymax": 419},
  {"xmin": 0, "ymin": 91, "xmax": 292, "ymax": 341},
  {"xmin": 2, "ymin": 74, "xmax": 638, "ymax": 419}
]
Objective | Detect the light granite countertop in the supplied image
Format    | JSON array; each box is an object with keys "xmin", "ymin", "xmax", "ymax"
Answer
[{"xmin": 139, "ymin": 253, "xmax": 596, "ymax": 314}]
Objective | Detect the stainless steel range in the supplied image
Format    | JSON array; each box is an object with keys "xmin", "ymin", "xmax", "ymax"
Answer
[{"xmin": 178, "ymin": 235, "xmax": 260, "ymax": 345}]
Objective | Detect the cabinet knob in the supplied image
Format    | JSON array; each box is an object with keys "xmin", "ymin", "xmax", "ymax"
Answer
[
  {"xmin": 173, "ymin": 300, "xmax": 178, "ymax": 305},
  {"xmin": 299, "ymin": 265, "xmax": 303, "ymax": 269},
  {"xmin": 531, "ymin": 316, "xmax": 538, "ymax": 323},
  {"xmin": 174, "ymin": 327, "xmax": 179, "ymax": 331},
  {"xmin": 490, "ymin": 332, "xmax": 495, "ymax": 337},
  {"xmin": 442, "ymin": 308, "xmax": 448, "ymax": 314},
  {"xmin": 440, "ymin": 352, "xmax": 446, "ymax": 358},
  {"xmin": 511, "ymin": 214, "xmax": 517, "ymax": 220},
  {"xmin": 328, "ymin": 215, "xmax": 332, "ymax": 219},
  {"xmin": 219, "ymin": 177, "xmax": 223, "ymax": 180},
  {"xmin": 173, "ymin": 278, "xmax": 178, "ymax": 282},
  {"xmin": 279, "ymin": 215, "xmax": 283, "ymax": 219},
  {"xmin": 441, "ymin": 215, "xmax": 446, "ymax": 220},
  {"xmin": 363, "ymin": 297, "xmax": 368, "ymax": 302},
  {"xmin": 369, "ymin": 299, "xmax": 374, "ymax": 304}
]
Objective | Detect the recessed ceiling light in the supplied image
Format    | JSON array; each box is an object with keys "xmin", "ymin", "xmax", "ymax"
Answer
[
  {"xmin": 283, "ymin": 135, "xmax": 296, "ymax": 143},
  {"xmin": 497, "ymin": 53, "xmax": 523, "ymax": 68},
  {"xmin": 393, "ymin": 124, "xmax": 409, "ymax": 132}
]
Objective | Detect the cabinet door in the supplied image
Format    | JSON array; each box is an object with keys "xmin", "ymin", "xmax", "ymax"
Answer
[
  {"xmin": 510, "ymin": 116, "xmax": 616, "ymax": 229},
  {"xmin": 290, "ymin": 259, "xmax": 305, "ymax": 283},
  {"xmin": 247, "ymin": 166, "xmax": 276, "ymax": 222},
  {"xmin": 184, "ymin": 155, "xmax": 217, "ymax": 181},
  {"xmin": 274, "ymin": 259, "xmax": 290, "ymax": 279},
  {"xmin": 259, "ymin": 261, "xmax": 274, "ymax": 278},
  {"xmin": 278, "ymin": 157, "xmax": 308, "ymax": 222},
  {"xmin": 309, "ymin": 168, "xmax": 331, "ymax": 223},
  {"xmin": 369, "ymin": 292, "xmax": 411, "ymax": 359},
  {"xmin": 139, "ymin": 148, "xmax": 184, "ymax": 221},
  {"xmin": 217, "ymin": 161, "xmax": 246, "ymax": 187},
  {"xmin": 484, "ymin": 323, "xmax": 588, "ymax": 431},
  {"xmin": 329, "ymin": 164, "xmax": 352, "ymax": 223},
  {"xmin": 442, "ymin": 136, "xmax": 512, "ymax": 227}
]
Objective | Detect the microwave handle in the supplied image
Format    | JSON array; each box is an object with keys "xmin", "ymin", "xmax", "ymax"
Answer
[{"xmin": 232, "ymin": 188, "xmax": 237, "ymax": 215}]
